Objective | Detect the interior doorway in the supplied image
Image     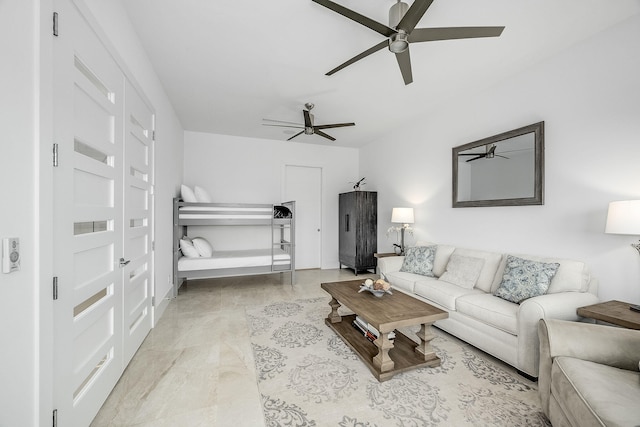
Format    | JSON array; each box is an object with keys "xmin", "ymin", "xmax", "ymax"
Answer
[{"xmin": 285, "ymin": 165, "xmax": 322, "ymax": 270}]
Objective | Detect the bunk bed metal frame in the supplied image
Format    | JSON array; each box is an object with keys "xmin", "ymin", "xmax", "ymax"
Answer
[{"xmin": 172, "ymin": 198, "xmax": 295, "ymax": 296}]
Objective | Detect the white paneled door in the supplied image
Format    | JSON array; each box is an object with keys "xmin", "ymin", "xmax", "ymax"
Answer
[
  {"xmin": 52, "ymin": 1, "xmax": 154, "ymax": 425},
  {"xmin": 123, "ymin": 80, "xmax": 154, "ymax": 364},
  {"xmin": 285, "ymin": 165, "xmax": 322, "ymax": 269}
]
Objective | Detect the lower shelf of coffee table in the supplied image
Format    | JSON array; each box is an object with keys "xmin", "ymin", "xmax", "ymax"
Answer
[{"xmin": 325, "ymin": 314, "xmax": 441, "ymax": 382}]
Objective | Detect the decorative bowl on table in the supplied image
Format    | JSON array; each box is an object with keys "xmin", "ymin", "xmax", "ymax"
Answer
[{"xmin": 358, "ymin": 278, "xmax": 392, "ymax": 297}]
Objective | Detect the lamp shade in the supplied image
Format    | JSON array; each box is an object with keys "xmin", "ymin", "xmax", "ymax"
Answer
[
  {"xmin": 391, "ymin": 207, "xmax": 414, "ymax": 224},
  {"xmin": 605, "ymin": 200, "xmax": 640, "ymax": 235}
]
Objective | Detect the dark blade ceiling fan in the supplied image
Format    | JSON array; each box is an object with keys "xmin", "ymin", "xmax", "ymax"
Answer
[
  {"xmin": 458, "ymin": 144, "xmax": 509, "ymax": 162},
  {"xmin": 263, "ymin": 103, "xmax": 355, "ymax": 142},
  {"xmin": 311, "ymin": 0, "xmax": 505, "ymax": 85}
]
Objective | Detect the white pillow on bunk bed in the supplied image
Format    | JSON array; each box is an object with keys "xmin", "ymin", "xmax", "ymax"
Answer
[
  {"xmin": 192, "ymin": 237, "xmax": 214, "ymax": 257},
  {"xmin": 181, "ymin": 184, "xmax": 197, "ymax": 202},
  {"xmin": 194, "ymin": 186, "xmax": 212, "ymax": 203},
  {"xmin": 180, "ymin": 238, "xmax": 200, "ymax": 258}
]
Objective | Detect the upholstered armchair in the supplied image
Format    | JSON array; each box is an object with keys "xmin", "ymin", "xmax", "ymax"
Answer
[{"xmin": 538, "ymin": 319, "xmax": 640, "ymax": 426}]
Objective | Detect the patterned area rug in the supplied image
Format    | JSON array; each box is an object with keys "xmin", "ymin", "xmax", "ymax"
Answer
[{"xmin": 247, "ymin": 297, "xmax": 551, "ymax": 427}]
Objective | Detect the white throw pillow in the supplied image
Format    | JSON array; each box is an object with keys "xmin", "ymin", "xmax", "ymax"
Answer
[
  {"xmin": 181, "ymin": 184, "xmax": 197, "ymax": 203},
  {"xmin": 180, "ymin": 238, "xmax": 200, "ymax": 258},
  {"xmin": 438, "ymin": 253, "xmax": 485, "ymax": 289},
  {"xmin": 192, "ymin": 237, "xmax": 213, "ymax": 257},
  {"xmin": 194, "ymin": 186, "xmax": 212, "ymax": 203}
]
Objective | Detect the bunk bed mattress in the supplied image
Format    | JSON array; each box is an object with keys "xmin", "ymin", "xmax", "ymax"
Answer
[
  {"xmin": 178, "ymin": 248, "xmax": 291, "ymax": 271},
  {"xmin": 178, "ymin": 206, "xmax": 273, "ymax": 220}
]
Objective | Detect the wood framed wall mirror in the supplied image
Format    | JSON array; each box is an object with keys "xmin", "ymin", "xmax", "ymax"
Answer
[{"xmin": 452, "ymin": 121, "xmax": 545, "ymax": 208}]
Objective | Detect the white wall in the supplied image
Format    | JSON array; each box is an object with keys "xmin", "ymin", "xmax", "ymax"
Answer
[
  {"xmin": 0, "ymin": 1, "xmax": 39, "ymax": 425},
  {"xmin": 183, "ymin": 131, "xmax": 360, "ymax": 268},
  {"xmin": 361, "ymin": 13, "xmax": 640, "ymax": 304}
]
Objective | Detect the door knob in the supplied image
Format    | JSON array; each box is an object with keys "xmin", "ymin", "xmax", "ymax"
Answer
[{"xmin": 119, "ymin": 257, "xmax": 130, "ymax": 267}]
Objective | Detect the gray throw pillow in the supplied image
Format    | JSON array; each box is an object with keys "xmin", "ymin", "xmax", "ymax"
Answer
[
  {"xmin": 438, "ymin": 254, "xmax": 485, "ymax": 289},
  {"xmin": 400, "ymin": 245, "xmax": 436, "ymax": 277},
  {"xmin": 494, "ymin": 255, "xmax": 560, "ymax": 304}
]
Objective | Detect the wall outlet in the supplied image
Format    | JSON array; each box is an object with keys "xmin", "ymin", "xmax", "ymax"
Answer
[{"xmin": 2, "ymin": 238, "xmax": 20, "ymax": 273}]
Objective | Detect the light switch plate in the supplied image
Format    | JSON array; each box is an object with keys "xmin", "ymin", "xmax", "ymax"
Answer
[{"xmin": 2, "ymin": 238, "xmax": 20, "ymax": 273}]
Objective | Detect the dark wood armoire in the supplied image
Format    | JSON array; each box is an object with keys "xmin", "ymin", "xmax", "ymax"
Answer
[{"xmin": 338, "ymin": 191, "xmax": 377, "ymax": 275}]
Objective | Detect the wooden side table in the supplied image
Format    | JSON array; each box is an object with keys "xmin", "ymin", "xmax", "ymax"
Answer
[
  {"xmin": 577, "ymin": 300, "xmax": 640, "ymax": 330},
  {"xmin": 374, "ymin": 252, "xmax": 399, "ymax": 258}
]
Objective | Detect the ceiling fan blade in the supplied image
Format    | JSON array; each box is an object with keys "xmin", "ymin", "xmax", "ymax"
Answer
[
  {"xmin": 409, "ymin": 26, "xmax": 505, "ymax": 43},
  {"xmin": 314, "ymin": 122, "xmax": 355, "ymax": 130},
  {"xmin": 262, "ymin": 124, "xmax": 305, "ymax": 129},
  {"xmin": 263, "ymin": 118, "xmax": 303, "ymax": 126},
  {"xmin": 496, "ymin": 154, "xmax": 509, "ymax": 159},
  {"xmin": 303, "ymin": 109, "xmax": 313, "ymax": 128},
  {"xmin": 395, "ymin": 48, "xmax": 413, "ymax": 85},
  {"xmin": 458, "ymin": 153, "xmax": 484, "ymax": 156},
  {"xmin": 287, "ymin": 130, "xmax": 305, "ymax": 141},
  {"xmin": 312, "ymin": 0, "xmax": 395, "ymax": 37},
  {"xmin": 397, "ymin": 0, "xmax": 434, "ymax": 33},
  {"xmin": 315, "ymin": 130, "xmax": 336, "ymax": 141},
  {"xmin": 466, "ymin": 155, "xmax": 483, "ymax": 162},
  {"xmin": 326, "ymin": 40, "xmax": 388, "ymax": 76}
]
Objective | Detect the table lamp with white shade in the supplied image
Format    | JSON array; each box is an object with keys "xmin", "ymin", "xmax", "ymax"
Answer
[
  {"xmin": 391, "ymin": 207, "xmax": 414, "ymax": 255},
  {"xmin": 605, "ymin": 200, "xmax": 640, "ymax": 312}
]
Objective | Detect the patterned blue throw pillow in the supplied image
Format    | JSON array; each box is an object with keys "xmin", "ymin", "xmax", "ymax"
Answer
[
  {"xmin": 494, "ymin": 255, "xmax": 560, "ymax": 304},
  {"xmin": 399, "ymin": 245, "xmax": 436, "ymax": 277}
]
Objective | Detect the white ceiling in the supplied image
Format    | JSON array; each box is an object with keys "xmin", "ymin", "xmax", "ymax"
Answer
[{"xmin": 122, "ymin": 0, "xmax": 640, "ymax": 148}]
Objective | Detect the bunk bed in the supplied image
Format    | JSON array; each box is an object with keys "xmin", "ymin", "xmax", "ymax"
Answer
[{"xmin": 173, "ymin": 198, "xmax": 295, "ymax": 296}]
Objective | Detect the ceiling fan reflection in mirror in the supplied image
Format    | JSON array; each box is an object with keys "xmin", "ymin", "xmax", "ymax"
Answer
[
  {"xmin": 458, "ymin": 144, "xmax": 509, "ymax": 162},
  {"xmin": 311, "ymin": 0, "xmax": 505, "ymax": 85},
  {"xmin": 263, "ymin": 103, "xmax": 355, "ymax": 142}
]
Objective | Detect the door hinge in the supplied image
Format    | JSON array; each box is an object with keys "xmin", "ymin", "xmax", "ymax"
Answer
[
  {"xmin": 53, "ymin": 277, "xmax": 58, "ymax": 300},
  {"xmin": 53, "ymin": 12, "xmax": 59, "ymax": 37},
  {"xmin": 52, "ymin": 143, "xmax": 59, "ymax": 167},
  {"xmin": 151, "ymin": 240, "xmax": 155, "ymax": 251},
  {"xmin": 52, "ymin": 409, "xmax": 57, "ymax": 427},
  {"xmin": 152, "ymin": 296, "xmax": 156, "ymax": 306},
  {"xmin": 152, "ymin": 130, "xmax": 155, "ymax": 140}
]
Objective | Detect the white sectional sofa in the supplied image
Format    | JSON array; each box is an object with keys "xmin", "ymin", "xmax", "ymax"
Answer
[{"xmin": 377, "ymin": 242, "xmax": 600, "ymax": 378}]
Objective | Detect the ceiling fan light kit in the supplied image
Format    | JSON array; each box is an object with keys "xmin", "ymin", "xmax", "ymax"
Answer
[
  {"xmin": 389, "ymin": 30, "xmax": 409, "ymax": 53},
  {"xmin": 311, "ymin": 0, "xmax": 505, "ymax": 85}
]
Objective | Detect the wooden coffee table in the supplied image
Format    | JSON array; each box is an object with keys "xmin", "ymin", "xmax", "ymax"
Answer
[{"xmin": 321, "ymin": 279, "xmax": 448, "ymax": 381}]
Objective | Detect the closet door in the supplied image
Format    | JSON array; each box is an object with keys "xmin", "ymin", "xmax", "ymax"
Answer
[
  {"xmin": 52, "ymin": 1, "xmax": 156, "ymax": 424},
  {"xmin": 52, "ymin": 1, "xmax": 125, "ymax": 425},
  {"xmin": 122, "ymin": 81, "xmax": 154, "ymax": 363}
]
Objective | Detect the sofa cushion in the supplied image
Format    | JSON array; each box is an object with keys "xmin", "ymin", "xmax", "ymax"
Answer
[
  {"xmin": 438, "ymin": 253, "xmax": 485, "ymax": 289},
  {"xmin": 491, "ymin": 254, "xmax": 590, "ymax": 294},
  {"xmin": 384, "ymin": 271, "xmax": 421, "ymax": 294},
  {"xmin": 414, "ymin": 241, "xmax": 455, "ymax": 277},
  {"xmin": 552, "ymin": 356, "xmax": 640, "ymax": 427},
  {"xmin": 414, "ymin": 278, "xmax": 483, "ymax": 311},
  {"xmin": 400, "ymin": 245, "xmax": 436, "ymax": 277},
  {"xmin": 451, "ymin": 248, "xmax": 502, "ymax": 293},
  {"xmin": 455, "ymin": 293, "xmax": 518, "ymax": 335},
  {"xmin": 494, "ymin": 255, "xmax": 560, "ymax": 304}
]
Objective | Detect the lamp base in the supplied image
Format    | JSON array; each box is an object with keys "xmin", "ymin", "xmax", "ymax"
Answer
[{"xmin": 630, "ymin": 304, "xmax": 640, "ymax": 313}]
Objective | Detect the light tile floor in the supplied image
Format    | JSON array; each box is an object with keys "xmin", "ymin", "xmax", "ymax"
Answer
[{"xmin": 91, "ymin": 269, "xmax": 377, "ymax": 426}]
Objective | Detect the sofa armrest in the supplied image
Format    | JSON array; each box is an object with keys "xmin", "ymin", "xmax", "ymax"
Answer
[
  {"xmin": 538, "ymin": 318, "xmax": 640, "ymax": 415},
  {"xmin": 516, "ymin": 291, "xmax": 600, "ymax": 377},
  {"xmin": 378, "ymin": 256, "xmax": 404, "ymax": 278}
]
